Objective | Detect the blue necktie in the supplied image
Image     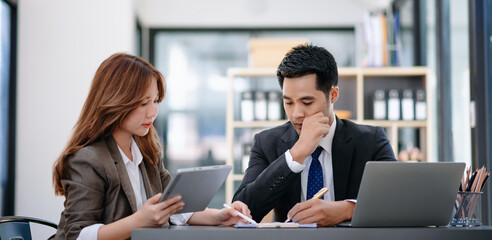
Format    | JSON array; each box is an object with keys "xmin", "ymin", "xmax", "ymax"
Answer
[{"xmin": 307, "ymin": 147, "xmax": 324, "ymax": 200}]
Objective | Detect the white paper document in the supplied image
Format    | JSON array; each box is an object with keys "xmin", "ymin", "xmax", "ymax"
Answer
[{"xmin": 234, "ymin": 222, "xmax": 317, "ymax": 228}]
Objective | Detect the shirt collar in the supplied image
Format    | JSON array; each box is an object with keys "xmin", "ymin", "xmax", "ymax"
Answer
[
  {"xmin": 318, "ymin": 113, "xmax": 337, "ymax": 155},
  {"xmin": 117, "ymin": 137, "xmax": 143, "ymax": 166}
]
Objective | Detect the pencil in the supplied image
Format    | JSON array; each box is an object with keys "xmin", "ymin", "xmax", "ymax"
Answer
[{"xmin": 284, "ymin": 187, "xmax": 329, "ymax": 223}]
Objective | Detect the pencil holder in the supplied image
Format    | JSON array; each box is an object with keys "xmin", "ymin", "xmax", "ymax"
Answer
[{"xmin": 450, "ymin": 192, "xmax": 482, "ymax": 227}]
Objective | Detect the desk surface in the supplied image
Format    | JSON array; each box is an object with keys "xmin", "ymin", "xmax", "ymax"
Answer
[{"xmin": 132, "ymin": 225, "xmax": 492, "ymax": 240}]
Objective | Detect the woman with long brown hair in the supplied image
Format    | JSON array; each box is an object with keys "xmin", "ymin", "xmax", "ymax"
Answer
[{"xmin": 52, "ymin": 53, "xmax": 249, "ymax": 240}]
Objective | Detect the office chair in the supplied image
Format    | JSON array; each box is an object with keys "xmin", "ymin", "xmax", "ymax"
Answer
[{"xmin": 0, "ymin": 216, "xmax": 57, "ymax": 240}]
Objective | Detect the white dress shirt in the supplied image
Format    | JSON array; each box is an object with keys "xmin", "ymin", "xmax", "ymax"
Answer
[
  {"xmin": 285, "ymin": 115, "xmax": 337, "ymax": 202},
  {"xmin": 77, "ymin": 138, "xmax": 192, "ymax": 240},
  {"xmin": 285, "ymin": 115, "xmax": 357, "ymax": 204}
]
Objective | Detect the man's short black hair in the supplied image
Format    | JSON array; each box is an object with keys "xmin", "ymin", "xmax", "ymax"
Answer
[{"xmin": 277, "ymin": 44, "xmax": 338, "ymax": 96}]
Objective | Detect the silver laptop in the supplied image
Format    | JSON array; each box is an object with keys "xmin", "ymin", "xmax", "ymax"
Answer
[{"xmin": 339, "ymin": 162, "xmax": 465, "ymax": 227}]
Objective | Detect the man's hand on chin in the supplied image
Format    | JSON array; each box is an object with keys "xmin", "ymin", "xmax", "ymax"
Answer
[{"xmin": 287, "ymin": 199, "xmax": 355, "ymax": 227}]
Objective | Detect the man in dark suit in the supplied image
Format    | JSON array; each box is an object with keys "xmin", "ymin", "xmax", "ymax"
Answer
[{"xmin": 233, "ymin": 44, "xmax": 396, "ymax": 226}]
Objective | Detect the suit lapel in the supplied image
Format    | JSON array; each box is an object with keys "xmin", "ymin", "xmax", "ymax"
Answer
[
  {"xmin": 139, "ymin": 162, "xmax": 156, "ymax": 199},
  {"xmin": 331, "ymin": 117, "xmax": 354, "ymax": 200},
  {"xmin": 278, "ymin": 122, "xmax": 302, "ymax": 202},
  {"xmin": 106, "ymin": 136, "xmax": 138, "ymax": 213},
  {"xmin": 278, "ymin": 122, "xmax": 298, "ymax": 156}
]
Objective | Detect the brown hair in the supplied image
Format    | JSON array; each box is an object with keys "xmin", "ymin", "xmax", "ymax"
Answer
[{"xmin": 53, "ymin": 53, "xmax": 166, "ymax": 196}]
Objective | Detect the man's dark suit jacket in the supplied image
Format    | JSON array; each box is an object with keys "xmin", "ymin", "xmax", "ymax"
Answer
[{"xmin": 233, "ymin": 116, "xmax": 396, "ymax": 222}]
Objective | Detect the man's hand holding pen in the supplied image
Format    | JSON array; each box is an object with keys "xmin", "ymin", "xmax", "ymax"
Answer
[
  {"xmin": 287, "ymin": 199, "xmax": 355, "ymax": 227},
  {"xmin": 285, "ymin": 187, "xmax": 355, "ymax": 227}
]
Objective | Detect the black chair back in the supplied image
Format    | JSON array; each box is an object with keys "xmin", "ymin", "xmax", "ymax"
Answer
[
  {"xmin": 0, "ymin": 216, "xmax": 57, "ymax": 240},
  {"xmin": 0, "ymin": 221, "xmax": 31, "ymax": 240}
]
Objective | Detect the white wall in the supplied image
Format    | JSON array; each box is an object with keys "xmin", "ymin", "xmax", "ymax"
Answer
[
  {"xmin": 137, "ymin": 0, "xmax": 365, "ymax": 28},
  {"xmin": 16, "ymin": 0, "xmax": 134, "ymax": 236}
]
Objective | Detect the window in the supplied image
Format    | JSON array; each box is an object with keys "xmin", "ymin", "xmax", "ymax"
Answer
[{"xmin": 0, "ymin": 0, "xmax": 13, "ymax": 216}]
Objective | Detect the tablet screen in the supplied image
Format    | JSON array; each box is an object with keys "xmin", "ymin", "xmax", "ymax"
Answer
[{"xmin": 158, "ymin": 165, "xmax": 232, "ymax": 213}]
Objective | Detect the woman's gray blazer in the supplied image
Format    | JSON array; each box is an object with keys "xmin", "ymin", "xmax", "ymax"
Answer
[{"xmin": 53, "ymin": 136, "xmax": 171, "ymax": 240}]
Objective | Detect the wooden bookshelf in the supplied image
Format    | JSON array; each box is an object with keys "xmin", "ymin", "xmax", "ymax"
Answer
[{"xmin": 225, "ymin": 67, "xmax": 433, "ymax": 203}]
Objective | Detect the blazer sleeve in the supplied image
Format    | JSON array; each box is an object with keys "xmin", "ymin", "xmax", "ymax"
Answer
[
  {"xmin": 60, "ymin": 148, "xmax": 107, "ymax": 240},
  {"xmin": 372, "ymin": 126, "xmax": 397, "ymax": 161},
  {"xmin": 232, "ymin": 133, "xmax": 298, "ymax": 222}
]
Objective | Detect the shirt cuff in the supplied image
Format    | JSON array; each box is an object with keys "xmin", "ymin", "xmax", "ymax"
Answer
[
  {"xmin": 345, "ymin": 199, "xmax": 357, "ymax": 203},
  {"xmin": 170, "ymin": 212, "xmax": 194, "ymax": 225},
  {"xmin": 285, "ymin": 150, "xmax": 305, "ymax": 173},
  {"xmin": 77, "ymin": 223, "xmax": 104, "ymax": 240}
]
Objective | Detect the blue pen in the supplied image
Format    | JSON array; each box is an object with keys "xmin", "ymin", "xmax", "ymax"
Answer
[{"xmin": 223, "ymin": 203, "xmax": 257, "ymax": 224}]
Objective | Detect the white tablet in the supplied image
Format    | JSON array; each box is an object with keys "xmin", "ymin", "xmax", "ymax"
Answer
[{"xmin": 159, "ymin": 165, "xmax": 232, "ymax": 213}]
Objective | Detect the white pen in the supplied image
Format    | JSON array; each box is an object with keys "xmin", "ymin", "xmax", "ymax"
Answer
[{"xmin": 223, "ymin": 203, "xmax": 257, "ymax": 224}]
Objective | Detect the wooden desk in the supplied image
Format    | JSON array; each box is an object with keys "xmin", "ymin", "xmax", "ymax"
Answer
[{"xmin": 132, "ymin": 225, "xmax": 492, "ymax": 240}]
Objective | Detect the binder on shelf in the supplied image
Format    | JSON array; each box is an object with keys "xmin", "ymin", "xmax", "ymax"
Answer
[
  {"xmin": 267, "ymin": 91, "xmax": 282, "ymax": 121},
  {"xmin": 387, "ymin": 89, "xmax": 400, "ymax": 121},
  {"xmin": 371, "ymin": 13, "xmax": 383, "ymax": 67},
  {"xmin": 241, "ymin": 91, "xmax": 254, "ymax": 122},
  {"xmin": 415, "ymin": 89, "xmax": 427, "ymax": 120},
  {"xmin": 373, "ymin": 90, "xmax": 386, "ymax": 120},
  {"xmin": 242, "ymin": 143, "xmax": 252, "ymax": 173},
  {"xmin": 254, "ymin": 91, "xmax": 267, "ymax": 121},
  {"xmin": 358, "ymin": 10, "xmax": 403, "ymax": 67},
  {"xmin": 401, "ymin": 89, "xmax": 414, "ymax": 121},
  {"xmin": 381, "ymin": 13, "xmax": 388, "ymax": 66}
]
